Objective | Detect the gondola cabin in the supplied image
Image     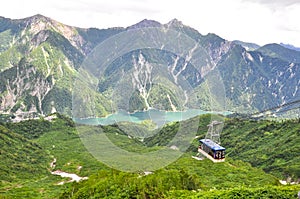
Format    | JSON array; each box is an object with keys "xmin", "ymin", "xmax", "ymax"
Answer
[{"xmin": 198, "ymin": 139, "xmax": 225, "ymax": 163}]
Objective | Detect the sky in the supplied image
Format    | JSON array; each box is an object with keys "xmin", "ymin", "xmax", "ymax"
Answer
[{"xmin": 1, "ymin": 0, "xmax": 300, "ymax": 47}]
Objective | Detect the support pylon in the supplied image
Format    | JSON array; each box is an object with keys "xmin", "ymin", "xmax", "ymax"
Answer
[{"xmin": 205, "ymin": 121, "xmax": 223, "ymax": 144}]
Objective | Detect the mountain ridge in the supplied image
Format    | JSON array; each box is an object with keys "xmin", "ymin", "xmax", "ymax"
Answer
[
  {"xmin": 280, "ymin": 42, "xmax": 300, "ymax": 52},
  {"xmin": 127, "ymin": 18, "xmax": 162, "ymax": 29},
  {"xmin": 0, "ymin": 14, "xmax": 299, "ymax": 119}
]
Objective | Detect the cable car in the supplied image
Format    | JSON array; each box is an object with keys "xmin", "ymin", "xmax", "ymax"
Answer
[{"xmin": 198, "ymin": 139, "xmax": 225, "ymax": 162}]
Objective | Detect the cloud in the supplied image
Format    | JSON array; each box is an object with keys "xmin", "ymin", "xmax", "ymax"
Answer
[
  {"xmin": 53, "ymin": 0, "xmax": 159, "ymax": 15},
  {"xmin": 242, "ymin": 0, "xmax": 300, "ymax": 7}
]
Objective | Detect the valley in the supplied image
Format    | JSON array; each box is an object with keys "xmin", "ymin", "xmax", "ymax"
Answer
[{"xmin": 0, "ymin": 14, "xmax": 300, "ymax": 198}]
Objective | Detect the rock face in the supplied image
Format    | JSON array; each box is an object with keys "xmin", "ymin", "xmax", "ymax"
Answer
[
  {"xmin": 0, "ymin": 63, "xmax": 53, "ymax": 116},
  {"xmin": 0, "ymin": 15, "xmax": 122, "ymax": 118},
  {"xmin": 0, "ymin": 14, "xmax": 299, "ymax": 118}
]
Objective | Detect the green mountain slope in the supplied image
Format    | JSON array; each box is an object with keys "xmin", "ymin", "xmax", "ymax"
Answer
[
  {"xmin": 0, "ymin": 15, "xmax": 122, "ymax": 118},
  {"xmin": 1, "ymin": 14, "xmax": 300, "ymax": 117},
  {"xmin": 1, "ymin": 14, "xmax": 300, "ymax": 199},
  {"xmin": 0, "ymin": 123, "xmax": 56, "ymax": 198},
  {"xmin": 59, "ymin": 156, "xmax": 282, "ymax": 199},
  {"xmin": 0, "ymin": 114, "xmax": 106, "ymax": 198},
  {"xmin": 257, "ymin": 43, "xmax": 300, "ymax": 63},
  {"xmin": 147, "ymin": 114, "xmax": 300, "ymax": 180},
  {"xmin": 0, "ymin": 125, "xmax": 50, "ymax": 183},
  {"xmin": 167, "ymin": 185, "xmax": 300, "ymax": 198},
  {"xmin": 1, "ymin": 114, "xmax": 299, "ymax": 198},
  {"xmin": 222, "ymin": 118, "xmax": 300, "ymax": 180}
]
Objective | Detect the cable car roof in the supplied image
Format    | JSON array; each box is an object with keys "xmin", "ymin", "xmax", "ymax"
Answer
[{"xmin": 199, "ymin": 139, "xmax": 225, "ymax": 150}]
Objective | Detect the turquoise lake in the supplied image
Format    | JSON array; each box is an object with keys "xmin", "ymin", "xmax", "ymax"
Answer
[{"xmin": 74, "ymin": 109, "xmax": 230, "ymax": 127}]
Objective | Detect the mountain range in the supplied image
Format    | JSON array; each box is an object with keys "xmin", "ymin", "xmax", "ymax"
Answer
[{"xmin": 0, "ymin": 14, "xmax": 299, "ymax": 120}]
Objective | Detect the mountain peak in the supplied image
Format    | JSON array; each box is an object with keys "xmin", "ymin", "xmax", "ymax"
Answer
[
  {"xmin": 32, "ymin": 14, "xmax": 47, "ymax": 19},
  {"xmin": 166, "ymin": 18, "xmax": 184, "ymax": 27},
  {"xmin": 127, "ymin": 19, "xmax": 161, "ymax": 29},
  {"xmin": 23, "ymin": 14, "xmax": 52, "ymax": 23}
]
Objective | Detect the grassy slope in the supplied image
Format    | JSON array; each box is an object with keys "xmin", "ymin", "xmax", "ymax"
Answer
[
  {"xmin": 58, "ymin": 154, "xmax": 300, "ymax": 199},
  {"xmin": 1, "ymin": 114, "xmax": 299, "ymax": 198},
  {"xmin": 0, "ymin": 115, "xmax": 106, "ymax": 198},
  {"xmin": 221, "ymin": 118, "xmax": 300, "ymax": 180},
  {"xmin": 167, "ymin": 185, "xmax": 300, "ymax": 199},
  {"xmin": 149, "ymin": 114, "xmax": 300, "ymax": 180},
  {"xmin": 57, "ymin": 115, "xmax": 300, "ymax": 198},
  {"xmin": 0, "ymin": 124, "xmax": 63, "ymax": 198},
  {"xmin": 0, "ymin": 125, "xmax": 50, "ymax": 184}
]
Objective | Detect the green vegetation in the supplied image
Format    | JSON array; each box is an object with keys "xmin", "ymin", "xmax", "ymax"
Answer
[
  {"xmin": 4, "ymin": 118, "xmax": 52, "ymax": 139},
  {"xmin": 1, "ymin": 15, "xmax": 300, "ymax": 198},
  {"xmin": 60, "ymin": 156, "xmax": 283, "ymax": 199},
  {"xmin": 0, "ymin": 114, "xmax": 105, "ymax": 198},
  {"xmin": 1, "ymin": 113, "xmax": 300, "ymax": 198},
  {"xmin": 222, "ymin": 118, "xmax": 300, "ymax": 180},
  {"xmin": 0, "ymin": 125, "xmax": 50, "ymax": 183},
  {"xmin": 167, "ymin": 185, "xmax": 300, "ymax": 198},
  {"xmin": 149, "ymin": 114, "xmax": 300, "ymax": 180}
]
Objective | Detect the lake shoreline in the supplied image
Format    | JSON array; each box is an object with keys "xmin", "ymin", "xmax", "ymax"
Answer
[{"xmin": 73, "ymin": 109, "xmax": 232, "ymax": 126}]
